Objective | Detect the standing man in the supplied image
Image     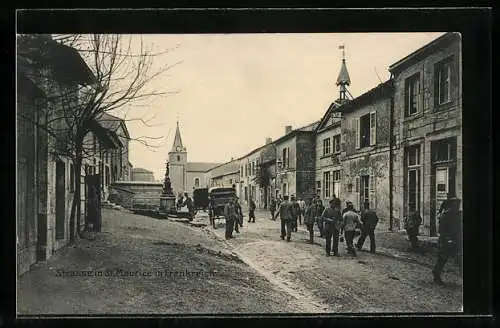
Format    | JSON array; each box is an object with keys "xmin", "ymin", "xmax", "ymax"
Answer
[
  {"xmin": 248, "ymin": 198, "xmax": 256, "ymax": 223},
  {"xmin": 304, "ymin": 199, "xmax": 315, "ymax": 244},
  {"xmin": 298, "ymin": 198, "xmax": 305, "ymax": 226},
  {"xmin": 404, "ymin": 210, "xmax": 423, "ymax": 250},
  {"xmin": 270, "ymin": 197, "xmax": 277, "ymax": 220},
  {"xmin": 183, "ymin": 192, "xmax": 195, "ymax": 221},
  {"xmin": 224, "ymin": 198, "xmax": 237, "ymax": 239},
  {"xmin": 342, "ymin": 201, "xmax": 361, "ymax": 257},
  {"xmin": 322, "ymin": 198, "xmax": 342, "ymax": 256},
  {"xmin": 315, "ymin": 198, "xmax": 325, "ymax": 238},
  {"xmin": 233, "ymin": 197, "xmax": 242, "ymax": 233},
  {"xmin": 356, "ymin": 202, "xmax": 379, "ymax": 253},
  {"xmin": 432, "ymin": 198, "xmax": 461, "ymax": 285},
  {"xmin": 291, "ymin": 195, "xmax": 301, "ymax": 232},
  {"xmin": 278, "ymin": 195, "xmax": 293, "ymax": 242}
]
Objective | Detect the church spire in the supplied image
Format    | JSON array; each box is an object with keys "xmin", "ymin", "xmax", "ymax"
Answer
[
  {"xmin": 170, "ymin": 120, "xmax": 185, "ymax": 153},
  {"xmin": 336, "ymin": 44, "xmax": 352, "ymax": 102}
]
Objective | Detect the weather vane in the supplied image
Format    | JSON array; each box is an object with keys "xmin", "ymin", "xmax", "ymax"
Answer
[{"xmin": 339, "ymin": 44, "xmax": 345, "ymax": 60}]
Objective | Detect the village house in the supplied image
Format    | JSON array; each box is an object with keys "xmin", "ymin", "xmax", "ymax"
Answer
[
  {"xmin": 273, "ymin": 122, "xmax": 319, "ymax": 201},
  {"xmin": 389, "ymin": 32, "xmax": 462, "ymax": 236},
  {"xmin": 206, "ymin": 159, "xmax": 241, "ymax": 188},
  {"xmin": 337, "ymin": 80, "xmax": 395, "ymax": 221},
  {"xmin": 237, "ymin": 144, "xmax": 266, "ymax": 208},
  {"xmin": 16, "ymin": 35, "xmax": 125, "ymax": 275},
  {"xmin": 256, "ymin": 138, "xmax": 277, "ymax": 208},
  {"xmin": 315, "ymin": 102, "xmax": 343, "ymax": 204}
]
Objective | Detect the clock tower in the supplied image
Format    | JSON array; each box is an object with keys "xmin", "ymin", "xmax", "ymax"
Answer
[{"xmin": 168, "ymin": 121, "xmax": 187, "ymax": 196}]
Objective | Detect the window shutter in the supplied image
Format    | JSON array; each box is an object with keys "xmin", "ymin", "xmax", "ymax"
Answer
[
  {"xmin": 370, "ymin": 112, "xmax": 377, "ymax": 146},
  {"xmin": 369, "ymin": 175, "xmax": 376, "ymax": 209},
  {"xmin": 355, "ymin": 176, "xmax": 360, "ymax": 193},
  {"xmin": 355, "ymin": 118, "xmax": 360, "ymax": 149}
]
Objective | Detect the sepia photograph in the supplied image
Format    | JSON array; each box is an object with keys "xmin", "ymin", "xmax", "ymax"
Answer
[{"xmin": 16, "ymin": 29, "xmax": 465, "ymax": 315}]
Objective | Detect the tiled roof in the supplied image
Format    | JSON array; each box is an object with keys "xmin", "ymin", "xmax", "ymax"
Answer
[
  {"xmin": 207, "ymin": 161, "xmax": 240, "ymax": 178},
  {"xmin": 186, "ymin": 162, "xmax": 222, "ymax": 172}
]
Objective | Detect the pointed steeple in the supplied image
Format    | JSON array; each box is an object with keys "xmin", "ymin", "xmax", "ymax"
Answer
[
  {"xmin": 170, "ymin": 121, "xmax": 185, "ymax": 153},
  {"xmin": 336, "ymin": 44, "xmax": 351, "ymax": 102}
]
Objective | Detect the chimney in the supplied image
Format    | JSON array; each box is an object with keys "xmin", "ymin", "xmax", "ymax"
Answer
[
  {"xmin": 265, "ymin": 137, "xmax": 273, "ymax": 145},
  {"xmin": 285, "ymin": 126, "xmax": 292, "ymax": 134}
]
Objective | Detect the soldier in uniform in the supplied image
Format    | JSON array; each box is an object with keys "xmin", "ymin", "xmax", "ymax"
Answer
[
  {"xmin": 233, "ymin": 197, "xmax": 242, "ymax": 233},
  {"xmin": 356, "ymin": 202, "xmax": 379, "ymax": 253},
  {"xmin": 404, "ymin": 210, "xmax": 423, "ymax": 250},
  {"xmin": 342, "ymin": 201, "xmax": 361, "ymax": 257},
  {"xmin": 278, "ymin": 195, "xmax": 293, "ymax": 242},
  {"xmin": 432, "ymin": 197, "xmax": 461, "ymax": 285},
  {"xmin": 322, "ymin": 198, "xmax": 342, "ymax": 256},
  {"xmin": 315, "ymin": 198, "xmax": 325, "ymax": 238},
  {"xmin": 291, "ymin": 195, "xmax": 301, "ymax": 232},
  {"xmin": 269, "ymin": 197, "xmax": 277, "ymax": 220},
  {"xmin": 304, "ymin": 199, "xmax": 315, "ymax": 244},
  {"xmin": 224, "ymin": 198, "xmax": 237, "ymax": 239},
  {"xmin": 248, "ymin": 199, "xmax": 256, "ymax": 223}
]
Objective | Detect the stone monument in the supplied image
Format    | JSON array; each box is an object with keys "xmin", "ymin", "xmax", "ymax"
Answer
[{"xmin": 159, "ymin": 161, "xmax": 176, "ymax": 215}]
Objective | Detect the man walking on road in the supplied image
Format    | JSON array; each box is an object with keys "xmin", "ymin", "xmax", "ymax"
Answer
[
  {"xmin": 291, "ymin": 195, "xmax": 301, "ymax": 232},
  {"xmin": 315, "ymin": 198, "xmax": 325, "ymax": 238},
  {"xmin": 342, "ymin": 201, "xmax": 361, "ymax": 257},
  {"xmin": 183, "ymin": 192, "xmax": 195, "ymax": 221},
  {"xmin": 233, "ymin": 197, "xmax": 242, "ymax": 233},
  {"xmin": 432, "ymin": 197, "xmax": 461, "ymax": 285},
  {"xmin": 404, "ymin": 210, "xmax": 423, "ymax": 250},
  {"xmin": 278, "ymin": 195, "xmax": 293, "ymax": 242},
  {"xmin": 356, "ymin": 202, "xmax": 379, "ymax": 253},
  {"xmin": 270, "ymin": 197, "xmax": 277, "ymax": 220},
  {"xmin": 298, "ymin": 198, "xmax": 305, "ymax": 225},
  {"xmin": 322, "ymin": 198, "xmax": 342, "ymax": 256},
  {"xmin": 224, "ymin": 199, "xmax": 237, "ymax": 239},
  {"xmin": 248, "ymin": 199, "xmax": 256, "ymax": 223},
  {"xmin": 304, "ymin": 199, "xmax": 315, "ymax": 244}
]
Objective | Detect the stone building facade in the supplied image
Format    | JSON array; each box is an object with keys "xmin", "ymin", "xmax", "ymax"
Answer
[{"xmin": 389, "ymin": 32, "xmax": 462, "ymax": 236}]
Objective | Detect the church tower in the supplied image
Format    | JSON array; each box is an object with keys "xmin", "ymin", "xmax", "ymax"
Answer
[
  {"xmin": 336, "ymin": 44, "xmax": 352, "ymax": 103},
  {"xmin": 168, "ymin": 121, "xmax": 187, "ymax": 196}
]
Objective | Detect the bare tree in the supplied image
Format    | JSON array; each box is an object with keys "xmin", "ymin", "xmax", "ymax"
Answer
[{"xmin": 19, "ymin": 34, "xmax": 179, "ymax": 241}]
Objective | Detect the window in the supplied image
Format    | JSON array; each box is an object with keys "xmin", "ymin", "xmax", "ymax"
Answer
[
  {"xmin": 69, "ymin": 163, "xmax": 75, "ymax": 192},
  {"xmin": 360, "ymin": 175, "xmax": 369, "ymax": 209},
  {"xmin": 240, "ymin": 166, "xmax": 243, "ymax": 177},
  {"xmin": 252, "ymin": 162, "xmax": 255, "ymax": 176},
  {"xmin": 435, "ymin": 57, "xmax": 453, "ymax": 106},
  {"xmin": 406, "ymin": 145, "xmax": 422, "ymax": 213},
  {"xmin": 333, "ymin": 135, "xmax": 341, "ymax": 153},
  {"xmin": 436, "ymin": 168, "xmax": 448, "ymax": 193},
  {"xmin": 323, "ymin": 138, "xmax": 331, "ymax": 155},
  {"xmin": 432, "ymin": 138, "xmax": 456, "ymax": 163},
  {"xmin": 194, "ymin": 177, "xmax": 200, "ymax": 188},
  {"xmin": 316, "ymin": 181, "xmax": 321, "ymax": 196},
  {"xmin": 405, "ymin": 73, "xmax": 421, "ymax": 116},
  {"xmin": 229, "ymin": 179, "xmax": 232, "ymax": 185},
  {"xmin": 407, "ymin": 145, "xmax": 420, "ymax": 166},
  {"xmin": 357, "ymin": 112, "xmax": 377, "ymax": 149},
  {"xmin": 333, "ymin": 170, "xmax": 341, "ymax": 198},
  {"xmin": 177, "ymin": 155, "xmax": 180, "ymax": 161},
  {"xmin": 323, "ymin": 171, "xmax": 331, "ymax": 198},
  {"xmin": 282, "ymin": 148, "xmax": 289, "ymax": 168}
]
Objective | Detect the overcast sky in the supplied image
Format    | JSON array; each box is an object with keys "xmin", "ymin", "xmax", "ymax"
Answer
[{"xmin": 110, "ymin": 32, "xmax": 445, "ymax": 181}]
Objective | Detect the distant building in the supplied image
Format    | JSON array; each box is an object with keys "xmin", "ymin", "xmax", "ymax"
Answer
[
  {"xmin": 167, "ymin": 121, "xmax": 221, "ymax": 197},
  {"xmin": 131, "ymin": 167, "xmax": 155, "ymax": 182},
  {"xmin": 273, "ymin": 122, "xmax": 319, "ymax": 201}
]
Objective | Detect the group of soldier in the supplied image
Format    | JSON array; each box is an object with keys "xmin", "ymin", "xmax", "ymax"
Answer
[
  {"xmin": 223, "ymin": 197, "xmax": 257, "ymax": 239},
  {"xmin": 219, "ymin": 190, "xmax": 460, "ymax": 285},
  {"xmin": 269, "ymin": 194, "xmax": 379, "ymax": 258}
]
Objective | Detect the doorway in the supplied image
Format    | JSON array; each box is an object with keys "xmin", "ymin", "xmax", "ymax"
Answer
[
  {"xmin": 86, "ymin": 174, "xmax": 102, "ymax": 232},
  {"xmin": 55, "ymin": 161, "xmax": 66, "ymax": 240}
]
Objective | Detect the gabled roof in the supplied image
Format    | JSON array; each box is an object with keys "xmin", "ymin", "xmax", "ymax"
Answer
[
  {"xmin": 273, "ymin": 120, "xmax": 320, "ymax": 145},
  {"xmin": 389, "ymin": 32, "xmax": 459, "ymax": 74},
  {"xmin": 337, "ymin": 80, "xmax": 394, "ymax": 115},
  {"xmin": 97, "ymin": 112, "xmax": 131, "ymax": 139},
  {"xmin": 186, "ymin": 162, "xmax": 222, "ymax": 172}
]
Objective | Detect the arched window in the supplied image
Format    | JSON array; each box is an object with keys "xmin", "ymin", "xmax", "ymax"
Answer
[{"xmin": 194, "ymin": 177, "xmax": 200, "ymax": 188}]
